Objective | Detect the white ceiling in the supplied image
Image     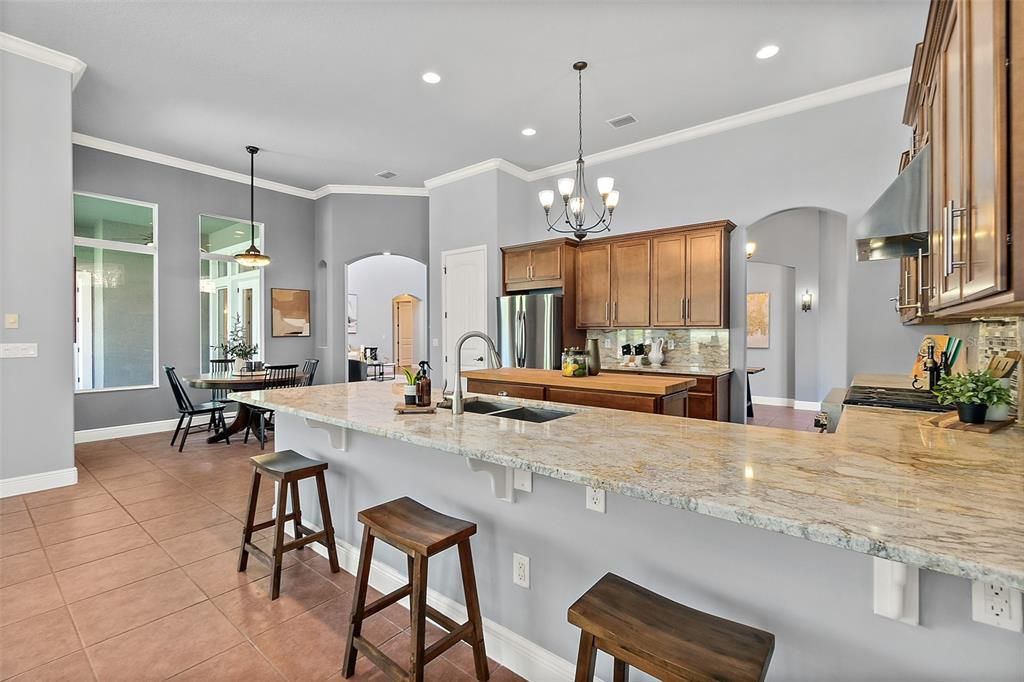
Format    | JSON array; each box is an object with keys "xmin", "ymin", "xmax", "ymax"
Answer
[{"xmin": 2, "ymin": 0, "xmax": 929, "ymax": 189}]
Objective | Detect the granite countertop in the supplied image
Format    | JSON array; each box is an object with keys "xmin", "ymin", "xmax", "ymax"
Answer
[
  {"xmin": 231, "ymin": 382, "xmax": 1024, "ymax": 589},
  {"xmin": 601, "ymin": 365, "xmax": 734, "ymax": 377}
]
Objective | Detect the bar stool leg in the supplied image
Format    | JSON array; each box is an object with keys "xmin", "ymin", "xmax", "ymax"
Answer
[
  {"xmin": 343, "ymin": 526, "xmax": 375, "ymax": 677},
  {"xmin": 574, "ymin": 633, "xmax": 597, "ymax": 682},
  {"xmin": 289, "ymin": 479, "xmax": 303, "ymax": 550},
  {"xmin": 237, "ymin": 469, "xmax": 262, "ymax": 572},
  {"xmin": 409, "ymin": 553, "xmax": 429, "ymax": 682},
  {"xmin": 613, "ymin": 659, "xmax": 629, "ymax": 682},
  {"xmin": 314, "ymin": 472, "xmax": 340, "ymax": 572},
  {"xmin": 270, "ymin": 481, "xmax": 288, "ymax": 600},
  {"xmin": 457, "ymin": 541, "xmax": 489, "ymax": 681}
]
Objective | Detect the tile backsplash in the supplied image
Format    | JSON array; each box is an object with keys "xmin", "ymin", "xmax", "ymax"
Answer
[
  {"xmin": 947, "ymin": 316, "xmax": 1022, "ymax": 421},
  {"xmin": 585, "ymin": 328, "xmax": 730, "ymax": 370}
]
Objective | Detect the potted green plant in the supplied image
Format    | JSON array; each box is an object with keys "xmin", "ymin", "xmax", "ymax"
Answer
[
  {"xmin": 932, "ymin": 370, "xmax": 1014, "ymax": 424},
  {"xmin": 401, "ymin": 367, "xmax": 417, "ymax": 405},
  {"xmin": 212, "ymin": 314, "xmax": 260, "ymax": 373}
]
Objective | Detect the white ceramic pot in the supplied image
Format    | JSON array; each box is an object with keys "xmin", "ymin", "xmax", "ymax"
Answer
[
  {"xmin": 985, "ymin": 378, "xmax": 1012, "ymax": 421},
  {"xmin": 403, "ymin": 384, "xmax": 417, "ymax": 405},
  {"xmin": 648, "ymin": 338, "xmax": 665, "ymax": 368},
  {"xmin": 233, "ymin": 357, "xmax": 246, "ymax": 374}
]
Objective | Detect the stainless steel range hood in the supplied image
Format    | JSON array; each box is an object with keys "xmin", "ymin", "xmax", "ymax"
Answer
[{"xmin": 853, "ymin": 144, "xmax": 930, "ymax": 261}]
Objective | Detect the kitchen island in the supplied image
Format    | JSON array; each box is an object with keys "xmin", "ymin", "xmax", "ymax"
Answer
[
  {"xmin": 462, "ymin": 367, "xmax": 695, "ymax": 415},
  {"xmin": 231, "ymin": 382, "xmax": 1024, "ymax": 681}
]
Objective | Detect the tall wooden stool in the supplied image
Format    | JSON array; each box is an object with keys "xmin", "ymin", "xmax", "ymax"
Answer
[
  {"xmin": 237, "ymin": 450, "xmax": 340, "ymax": 600},
  {"xmin": 343, "ymin": 497, "xmax": 488, "ymax": 682},
  {"xmin": 569, "ymin": 573, "xmax": 774, "ymax": 682}
]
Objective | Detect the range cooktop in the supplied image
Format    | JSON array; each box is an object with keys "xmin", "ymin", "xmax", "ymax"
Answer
[{"xmin": 843, "ymin": 385, "xmax": 948, "ymax": 413}]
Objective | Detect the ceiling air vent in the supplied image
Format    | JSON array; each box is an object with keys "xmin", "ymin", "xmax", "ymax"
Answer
[
  {"xmin": 375, "ymin": 170, "xmax": 398, "ymax": 179},
  {"xmin": 606, "ymin": 113, "xmax": 638, "ymax": 129}
]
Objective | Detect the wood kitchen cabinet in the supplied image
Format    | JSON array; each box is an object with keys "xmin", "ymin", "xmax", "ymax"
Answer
[
  {"xmin": 897, "ymin": 251, "xmax": 933, "ymax": 324},
  {"xmin": 576, "ymin": 243, "xmax": 612, "ymax": 327},
  {"xmin": 502, "ymin": 241, "xmax": 569, "ymax": 291},
  {"xmin": 652, "ymin": 227, "xmax": 729, "ymax": 328},
  {"xmin": 610, "ymin": 239, "xmax": 651, "ymax": 327},
  {"xmin": 906, "ymin": 0, "xmax": 1022, "ymax": 316}
]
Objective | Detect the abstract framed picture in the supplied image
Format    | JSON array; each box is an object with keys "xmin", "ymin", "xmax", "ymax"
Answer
[
  {"xmin": 347, "ymin": 293, "xmax": 358, "ymax": 334},
  {"xmin": 746, "ymin": 291, "xmax": 770, "ymax": 349},
  {"xmin": 271, "ymin": 288, "xmax": 311, "ymax": 337}
]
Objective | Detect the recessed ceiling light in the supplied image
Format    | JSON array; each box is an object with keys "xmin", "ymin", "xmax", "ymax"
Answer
[
  {"xmin": 756, "ymin": 45, "xmax": 780, "ymax": 60},
  {"xmin": 422, "ymin": 72, "xmax": 441, "ymax": 84},
  {"xmin": 521, "ymin": 128, "xmax": 537, "ymax": 137},
  {"xmin": 382, "ymin": 251, "xmax": 392, "ymax": 256}
]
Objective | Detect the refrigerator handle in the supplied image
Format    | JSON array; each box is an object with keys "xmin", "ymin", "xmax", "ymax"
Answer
[{"xmin": 515, "ymin": 310, "xmax": 527, "ymax": 367}]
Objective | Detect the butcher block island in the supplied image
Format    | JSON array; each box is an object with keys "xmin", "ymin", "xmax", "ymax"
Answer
[{"xmin": 463, "ymin": 367, "xmax": 695, "ymax": 416}]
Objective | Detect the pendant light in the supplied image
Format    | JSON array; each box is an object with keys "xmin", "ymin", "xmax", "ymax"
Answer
[
  {"xmin": 234, "ymin": 145, "xmax": 271, "ymax": 267},
  {"xmin": 538, "ymin": 61, "xmax": 619, "ymax": 241}
]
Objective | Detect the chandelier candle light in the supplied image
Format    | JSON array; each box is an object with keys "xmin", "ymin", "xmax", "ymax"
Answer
[
  {"xmin": 539, "ymin": 61, "xmax": 620, "ymax": 241},
  {"xmin": 234, "ymin": 145, "xmax": 271, "ymax": 268}
]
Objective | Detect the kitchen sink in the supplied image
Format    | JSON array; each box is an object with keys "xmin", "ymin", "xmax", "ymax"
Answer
[
  {"xmin": 442, "ymin": 400, "xmax": 573, "ymax": 422},
  {"xmin": 460, "ymin": 400, "xmax": 511, "ymax": 415}
]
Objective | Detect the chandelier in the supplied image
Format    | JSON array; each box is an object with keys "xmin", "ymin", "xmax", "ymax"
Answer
[
  {"xmin": 234, "ymin": 145, "xmax": 271, "ymax": 267},
  {"xmin": 538, "ymin": 61, "xmax": 619, "ymax": 241}
]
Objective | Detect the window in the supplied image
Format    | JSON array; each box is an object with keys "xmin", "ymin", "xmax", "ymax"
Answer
[
  {"xmin": 73, "ymin": 193, "xmax": 158, "ymax": 392},
  {"xmin": 199, "ymin": 215, "xmax": 264, "ymax": 370}
]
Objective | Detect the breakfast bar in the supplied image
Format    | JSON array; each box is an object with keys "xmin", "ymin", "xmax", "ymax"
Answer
[{"xmin": 230, "ymin": 381, "xmax": 1024, "ymax": 681}]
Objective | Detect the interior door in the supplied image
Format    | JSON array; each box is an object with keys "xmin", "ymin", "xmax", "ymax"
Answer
[
  {"xmin": 393, "ymin": 297, "xmax": 417, "ymax": 369},
  {"xmin": 611, "ymin": 239, "xmax": 651, "ymax": 327},
  {"xmin": 576, "ymin": 243, "xmax": 611, "ymax": 327},
  {"xmin": 651, "ymin": 233, "xmax": 685, "ymax": 327},
  {"xmin": 684, "ymin": 228, "xmax": 724, "ymax": 327},
  {"xmin": 961, "ymin": 0, "xmax": 1007, "ymax": 300},
  {"xmin": 442, "ymin": 246, "xmax": 488, "ymax": 388}
]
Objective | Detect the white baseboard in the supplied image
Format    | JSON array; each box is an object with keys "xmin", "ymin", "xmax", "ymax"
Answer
[
  {"xmin": 752, "ymin": 396, "xmax": 822, "ymax": 411},
  {"xmin": 74, "ymin": 413, "xmax": 238, "ymax": 443},
  {"xmin": 0, "ymin": 467, "xmax": 78, "ymax": 498},
  {"xmin": 289, "ymin": 522, "xmax": 586, "ymax": 681}
]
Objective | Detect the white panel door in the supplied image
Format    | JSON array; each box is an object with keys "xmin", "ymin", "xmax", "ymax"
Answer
[{"xmin": 441, "ymin": 245, "xmax": 488, "ymax": 388}]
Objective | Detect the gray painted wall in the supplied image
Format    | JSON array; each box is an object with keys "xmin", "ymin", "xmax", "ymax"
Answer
[
  {"xmin": 346, "ymin": 255, "xmax": 427, "ymax": 364},
  {"xmin": 72, "ymin": 146, "xmax": 316, "ymax": 430},
  {"xmin": 747, "ymin": 263, "xmax": 795, "ymax": 400},
  {"xmin": 279, "ymin": 416, "xmax": 1024, "ymax": 682},
  {"xmin": 313, "ymin": 193, "xmax": 429, "ymax": 384},
  {"xmin": 0, "ymin": 52, "xmax": 76, "ymax": 480}
]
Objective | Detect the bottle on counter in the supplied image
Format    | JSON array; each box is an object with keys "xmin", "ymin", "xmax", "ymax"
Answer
[{"xmin": 415, "ymin": 361, "xmax": 432, "ymax": 407}]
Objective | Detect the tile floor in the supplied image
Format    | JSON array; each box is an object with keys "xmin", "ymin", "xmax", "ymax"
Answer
[
  {"xmin": 0, "ymin": 430, "xmax": 523, "ymax": 681},
  {"xmin": 747, "ymin": 404, "xmax": 823, "ymax": 432}
]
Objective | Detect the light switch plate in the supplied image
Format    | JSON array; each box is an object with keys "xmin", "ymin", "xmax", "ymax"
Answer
[
  {"xmin": 3, "ymin": 313, "xmax": 18, "ymax": 329},
  {"xmin": 0, "ymin": 343, "xmax": 38, "ymax": 358}
]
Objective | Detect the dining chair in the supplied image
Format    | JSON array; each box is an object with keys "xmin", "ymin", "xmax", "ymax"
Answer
[
  {"xmin": 301, "ymin": 358, "xmax": 319, "ymax": 386},
  {"xmin": 244, "ymin": 364, "xmax": 299, "ymax": 449},
  {"xmin": 209, "ymin": 358, "xmax": 235, "ymax": 403},
  {"xmin": 164, "ymin": 366, "xmax": 230, "ymax": 452}
]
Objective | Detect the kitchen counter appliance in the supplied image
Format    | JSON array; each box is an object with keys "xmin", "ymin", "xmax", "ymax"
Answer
[{"xmin": 842, "ymin": 385, "xmax": 946, "ymax": 413}]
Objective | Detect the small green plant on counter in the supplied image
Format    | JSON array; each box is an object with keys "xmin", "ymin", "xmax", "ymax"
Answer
[
  {"xmin": 402, "ymin": 367, "xmax": 417, "ymax": 385},
  {"xmin": 932, "ymin": 370, "xmax": 1013, "ymax": 407},
  {"xmin": 212, "ymin": 314, "xmax": 259, "ymax": 360}
]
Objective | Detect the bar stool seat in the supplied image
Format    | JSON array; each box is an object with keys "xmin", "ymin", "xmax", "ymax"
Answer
[
  {"xmin": 237, "ymin": 449, "xmax": 340, "ymax": 600},
  {"xmin": 343, "ymin": 497, "xmax": 488, "ymax": 681},
  {"xmin": 569, "ymin": 573, "xmax": 774, "ymax": 682}
]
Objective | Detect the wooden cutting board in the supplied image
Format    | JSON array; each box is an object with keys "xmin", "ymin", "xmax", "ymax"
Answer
[
  {"xmin": 394, "ymin": 404, "xmax": 436, "ymax": 414},
  {"xmin": 923, "ymin": 411, "xmax": 1014, "ymax": 433}
]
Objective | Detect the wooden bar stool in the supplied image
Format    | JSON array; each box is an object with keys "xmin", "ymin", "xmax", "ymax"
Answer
[
  {"xmin": 237, "ymin": 449, "xmax": 340, "ymax": 600},
  {"xmin": 343, "ymin": 497, "xmax": 488, "ymax": 682},
  {"xmin": 569, "ymin": 573, "xmax": 774, "ymax": 682}
]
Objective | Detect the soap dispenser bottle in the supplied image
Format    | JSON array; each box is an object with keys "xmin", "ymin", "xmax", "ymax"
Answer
[{"xmin": 415, "ymin": 361, "xmax": 432, "ymax": 407}]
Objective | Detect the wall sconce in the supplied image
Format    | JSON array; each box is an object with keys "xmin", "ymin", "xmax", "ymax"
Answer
[
  {"xmin": 745, "ymin": 241, "xmax": 756, "ymax": 260},
  {"xmin": 801, "ymin": 290, "xmax": 813, "ymax": 312}
]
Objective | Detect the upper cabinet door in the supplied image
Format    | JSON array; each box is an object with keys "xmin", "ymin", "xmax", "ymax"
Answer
[
  {"xmin": 504, "ymin": 249, "xmax": 532, "ymax": 285},
  {"xmin": 610, "ymin": 239, "xmax": 651, "ymax": 327},
  {"xmin": 651, "ymin": 234, "xmax": 685, "ymax": 327},
  {"xmin": 530, "ymin": 244, "xmax": 563, "ymax": 282},
  {"xmin": 684, "ymin": 228, "xmax": 725, "ymax": 327},
  {"xmin": 962, "ymin": 0, "xmax": 1008, "ymax": 300},
  {"xmin": 576, "ymin": 243, "xmax": 611, "ymax": 328}
]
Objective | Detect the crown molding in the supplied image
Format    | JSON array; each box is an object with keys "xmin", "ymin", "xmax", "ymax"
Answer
[
  {"xmin": 311, "ymin": 184, "xmax": 428, "ymax": 199},
  {"xmin": 425, "ymin": 67, "xmax": 912, "ymax": 188},
  {"xmin": 424, "ymin": 158, "xmax": 531, "ymax": 190},
  {"xmin": 0, "ymin": 32, "xmax": 87, "ymax": 88},
  {"xmin": 73, "ymin": 133, "xmax": 429, "ymax": 200}
]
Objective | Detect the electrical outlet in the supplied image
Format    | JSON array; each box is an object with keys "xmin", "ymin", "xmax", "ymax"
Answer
[
  {"xmin": 585, "ymin": 486, "xmax": 605, "ymax": 513},
  {"xmin": 513, "ymin": 469, "xmax": 533, "ymax": 492},
  {"xmin": 4, "ymin": 313, "xmax": 18, "ymax": 329},
  {"xmin": 603, "ymin": 338, "xmax": 611, "ymax": 349},
  {"xmin": 667, "ymin": 339, "xmax": 675, "ymax": 350},
  {"xmin": 513, "ymin": 553, "xmax": 530, "ymax": 588},
  {"xmin": 972, "ymin": 581, "xmax": 1023, "ymax": 631},
  {"xmin": 432, "ymin": 338, "xmax": 439, "ymax": 347}
]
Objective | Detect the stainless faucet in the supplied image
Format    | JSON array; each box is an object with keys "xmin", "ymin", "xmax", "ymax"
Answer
[{"xmin": 452, "ymin": 331, "xmax": 502, "ymax": 415}]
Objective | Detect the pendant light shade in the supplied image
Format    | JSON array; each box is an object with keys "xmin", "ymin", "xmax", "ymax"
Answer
[{"xmin": 234, "ymin": 145, "xmax": 270, "ymax": 267}]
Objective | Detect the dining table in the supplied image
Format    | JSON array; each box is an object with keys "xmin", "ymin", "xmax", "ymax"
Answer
[{"xmin": 184, "ymin": 371, "xmax": 308, "ymax": 443}]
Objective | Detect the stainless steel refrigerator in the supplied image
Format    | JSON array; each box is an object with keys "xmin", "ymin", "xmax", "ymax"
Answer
[{"xmin": 497, "ymin": 294, "xmax": 563, "ymax": 369}]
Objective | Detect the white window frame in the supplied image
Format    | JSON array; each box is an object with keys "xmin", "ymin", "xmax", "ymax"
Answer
[
  {"xmin": 73, "ymin": 191, "xmax": 160, "ymax": 394},
  {"xmin": 198, "ymin": 213, "xmax": 266, "ymax": 366}
]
